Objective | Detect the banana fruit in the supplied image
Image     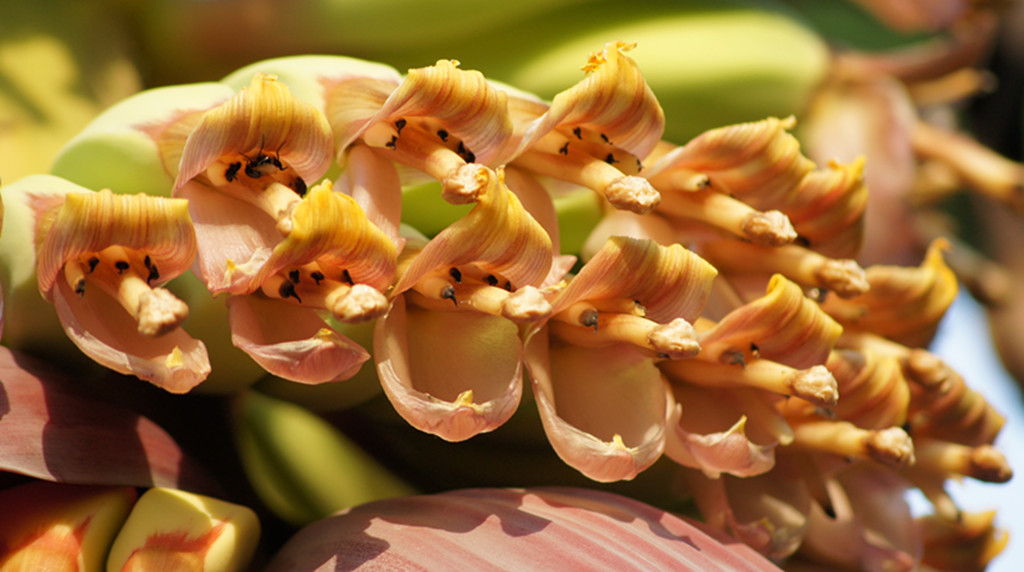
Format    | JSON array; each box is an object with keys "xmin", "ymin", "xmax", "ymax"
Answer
[
  {"xmin": 233, "ymin": 389, "xmax": 415, "ymax": 526},
  {"xmin": 0, "ymin": 481, "xmax": 259, "ymax": 572}
]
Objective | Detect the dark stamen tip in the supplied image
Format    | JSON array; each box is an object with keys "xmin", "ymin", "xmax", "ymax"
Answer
[
  {"xmin": 311, "ymin": 271, "xmax": 325, "ymax": 285},
  {"xmin": 288, "ymin": 269, "xmax": 301, "ymax": 284},
  {"xmin": 449, "ymin": 267, "xmax": 462, "ymax": 284},
  {"xmin": 74, "ymin": 280, "xmax": 86, "ymax": 297},
  {"xmin": 395, "ymin": 118, "xmax": 407, "ymax": 134},
  {"xmin": 485, "ymin": 275, "xmax": 499, "ymax": 287},
  {"xmin": 279, "ymin": 280, "xmax": 302, "ymax": 303},
  {"xmin": 580, "ymin": 309, "xmax": 599, "ymax": 331},
  {"xmin": 115, "ymin": 261, "xmax": 130, "ymax": 274},
  {"xmin": 87, "ymin": 257, "xmax": 100, "ymax": 273},
  {"xmin": 342, "ymin": 269, "xmax": 354, "ymax": 285},
  {"xmin": 441, "ymin": 285, "xmax": 458, "ymax": 306}
]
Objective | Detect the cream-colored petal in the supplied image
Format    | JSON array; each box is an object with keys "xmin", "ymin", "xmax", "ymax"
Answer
[
  {"xmin": 525, "ymin": 329, "xmax": 670, "ymax": 482},
  {"xmin": 681, "ymin": 454, "xmax": 812, "ymax": 561},
  {"xmin": 227, "ymin": 295, "xmax": 368, "ymax": 384},
  {"xmin": 335, "ymin": 143, "xmax": 403, "ymax": 245},
  {"xmin": 374, "ymin": 296, "xmax": 523, "ymax": 442}
]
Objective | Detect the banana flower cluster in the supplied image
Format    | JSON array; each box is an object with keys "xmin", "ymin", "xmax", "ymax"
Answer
[{"xmin": 0, "ymin": 40, "xmax": 1012, "ymax": 570}]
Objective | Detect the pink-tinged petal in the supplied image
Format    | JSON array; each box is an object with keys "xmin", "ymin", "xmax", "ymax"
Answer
[
  {"xmin": 580, "ymin": 210, "xmax": 678, "ymax": 262},
  {"xmin": 51, "ymin": 279, "xmax": 210, "ymax": 393},
  {"xmin": 503, "ymin": 165, "xmax": 563, "ymax": 254},
  {"xmin": 0, "ymin": 346, "xmax": 215, "ymax": 491},
  {"xmin": 552, "ymin": 236, "xmax": 717, "ymax": 323},
  {"xmin": 177, "ymin": 180, "xmax": 280, "ymax": 294},
  {"xmin": 335, "ymin": 143, "xmax": 403, "ymax": 245},
  {"xmin": 665, "ymin": 383, "xmax": 787, "ymax": 478},
  {"xmin": 175, "ymin": 73, "xmax": 334, "ymax": 190},
  {"xmin": 374, "ymin": 296, "xmax": 523, "ymax": 442},
  {"xmin": 35, "ymin": 190, "xmax": 196, "ymax": 299},
  {"xmin": 681, "ymin": 454, "xmax": 813, "ymax": 561},
  {"xmin": 336, "ymin": 59, "xmax": 513, "ymax": 165},
  {"xmin": 227, "ymin": 295, "xmax": 369, "ymax": 384},
  {"xmin": 514, "ymin": 42, "xmax": 665, "ymax": 160},
  {"xmin": 698, "ymin": 274, "xmax": 843, "ymax": 369},
  {"xmin": 266, "ymin": 487, "xmax": 782, "ymax": 572},
  {"xmin": 394, "ymin": 166, "xmax": 553, "ymax": 293},
  {"xmin": 525, "ymin": 330, "xmax": 671, "ymax": 482}
]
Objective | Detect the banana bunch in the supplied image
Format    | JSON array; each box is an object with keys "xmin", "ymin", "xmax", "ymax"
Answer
[
  {"xmin": 130, "ymin": 0, "xmax": 829, "ymax": 144},
  {"xmin": 233, "ymin": 389, "xmax": 415, "ymax": 526},
  {"xmin": 0, "ymin": 481, "xmax": 259, "ymax": 572}
]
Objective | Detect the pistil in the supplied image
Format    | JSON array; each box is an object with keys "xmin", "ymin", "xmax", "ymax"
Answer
[
  {"xmin": 658, "ymin": 190, "xmax": 797, "ymax": 246},
  {"xmin": 513, "ymin": 132, "xmax": 661, "ymax": 214},
  {"xmin": 661, "ymin": 359, "xmax": 838, "ymax": 408},
  {"xmin": 261, "ymin": 269, "xmax": 389, "ymax": 323},
  {"xmin": 550, "ymin": 312, "xmax": 700, "ymax": 359},
  {"xmin": 790, "ymin": 420, "xmax": 915, "ymax": 468},
  {"xmin": 64, "ymin": 245, "xmax": 189, "ymax": 336},
  {"xmin": 363, "ymin": 119, "xmax": 487, "ymax": 204}
]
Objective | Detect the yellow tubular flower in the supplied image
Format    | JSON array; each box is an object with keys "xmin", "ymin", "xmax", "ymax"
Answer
[
  {"xmin": 327, "ymin": 59, "xmax": 514, "ymax": 204},
  {"xmin": 33, "ymin": 187, "xmax": 209, "ymax": 393},
  {"xmin": 375, "ymin": 166, "xmax": 554, "ymax": 442},
  {"xmin": 524, "ymin": 236, "xmax": 718, "ymax": 482},
  {"xmin": 507, "ymin": 41, "xmax": 665, "ymax": 214},
  {"xmin": 696, "ymin": 274, "xmax": 843, "ymax": 370},
  {"xmin": 821, "ymin": 238, "xmax": 959, "ymax": 347},
  {"xmin": 645, "ymin": 116, "xmax": 815, "ymax": 210},
  {"xmin": 224, "ymin": 180, "xmax": 398, "ymax": 385}
]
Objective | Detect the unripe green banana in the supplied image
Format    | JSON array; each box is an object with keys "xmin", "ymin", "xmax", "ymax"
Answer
[
  {"xmin": 105, "ymin": 487, "xmax": 260, "ymax": 572},
  {"xmin": 451, "ymin": 1, "xmax": 830, "ymax": 144},
  {"xmin": 134, "ymin": 0, "xmax": 596, "ymax": 83},
  {"xmin": 49, "ymin": 82, "xmax": 235, "ymax": 197},
  {"xmin": 234, "ymin": 389, "xmax": 416, "ymax": 525}
]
